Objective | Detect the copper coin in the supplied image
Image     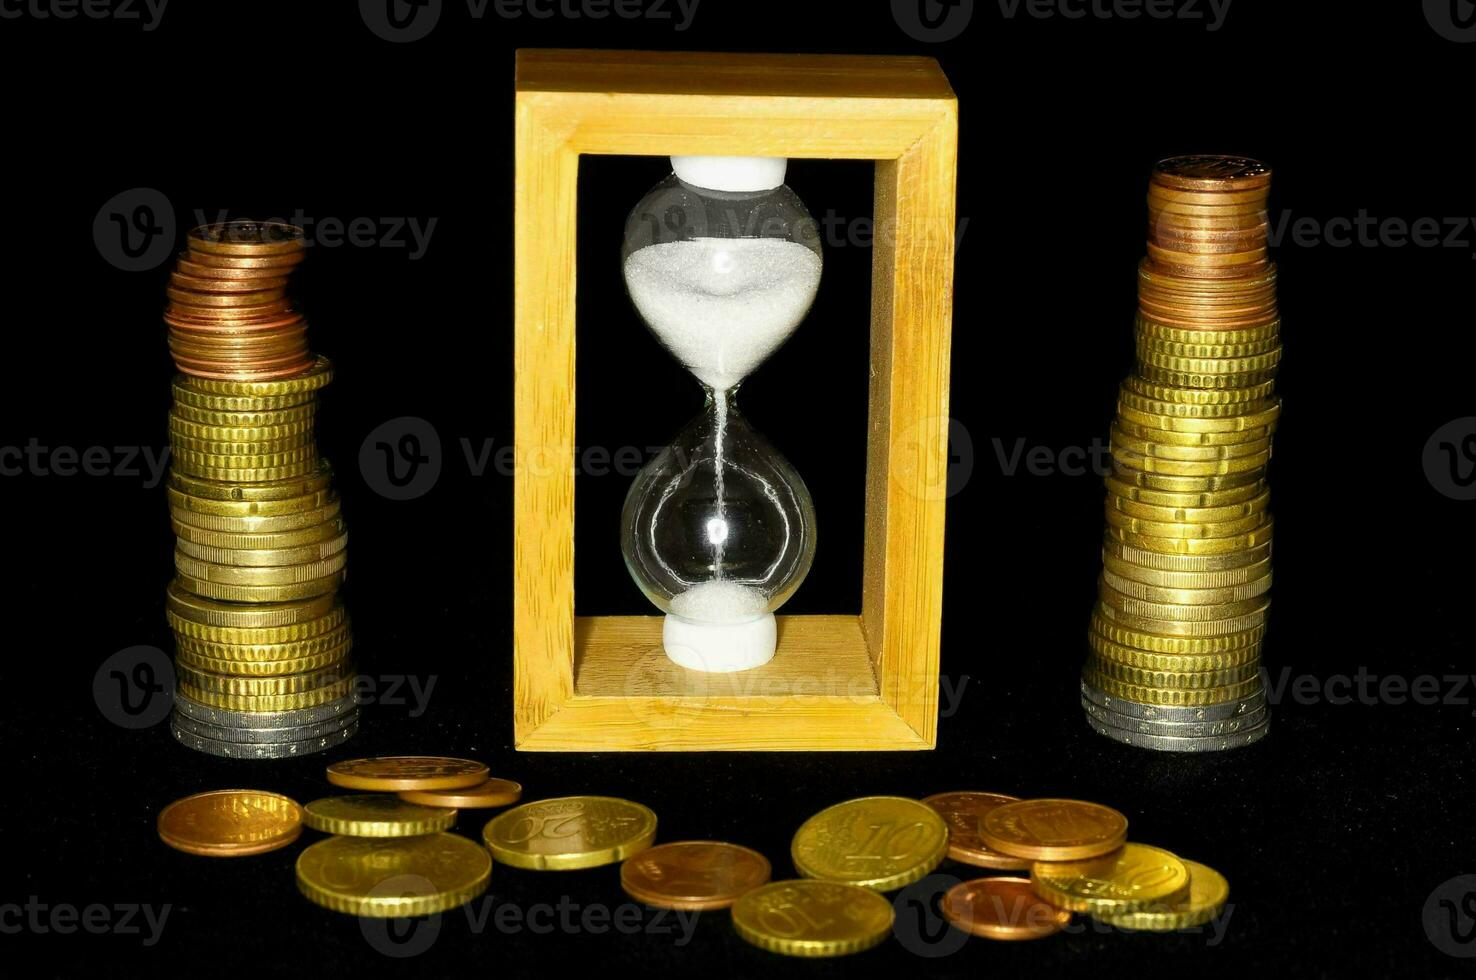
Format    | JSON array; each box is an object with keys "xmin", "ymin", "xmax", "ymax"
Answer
[
  {"xmin": 978, "ymin": 799, "xmax": 1128, "ymax": 862},
  {"xmin": 398, "ymin": 778, "xmax": 524, "ymax": 809},
  {"xmin": 171, "ymin": 272, "xmax": 291, "ymax": 293},
  {"xmin": 620, "ymin": 841, "xmax": 772, "ymax": 910},
  {"xmin": 186, "ymin": 248, "xmax": 306, "ymax": 270},
  {"xmin": 166, "ymin": 299, "xmax": 295, "ymax": 322},
  {"xmin": 175, "ymin": 255, "xmax": 295, "ymax": 280},
  {"xmin": 157, "ymin": 788, "xmax": 303, "ymax": 857},
  {"xmin": 1147, "ymin": 184, "xmax": 1268, "ymax": 207},
  {"xmin": 327, "ymin": 756, "xmax": 489, "ymax": 792},
  {"xmin": 167, "ymin": 312, "xmax": 306, "ymax": 335},
  {"xmin": 172, "ymin": 359, "xmax": 320, "ymax": 382},
  {"xmin": 940, "ymin": 876, "xmax": 1072, "ymax": 940},
  {"xmin": 1152, "ymin": 155, "xmax": 1272, "ymax": 192},
  {"xmin": 920, "ymin": 792, "xmax": 1031, "ymax": 870},
  {"xmin": 189, "ymin": 220, "xmax": 305, "ymax": 256}
]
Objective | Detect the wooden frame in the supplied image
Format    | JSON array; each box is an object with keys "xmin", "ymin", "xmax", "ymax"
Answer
[{"xmin": 514, "ymin": 49, "xmax": 956, "ymax": 751}]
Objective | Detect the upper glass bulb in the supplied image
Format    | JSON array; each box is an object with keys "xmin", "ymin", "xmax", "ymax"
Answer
[{"xmin": 619, "ymin": 156, "xmax": 821, "ymax": 672}]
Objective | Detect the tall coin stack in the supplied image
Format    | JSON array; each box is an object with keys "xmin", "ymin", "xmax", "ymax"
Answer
[
  {"xmin": 164, "ymin": 221, "xmax": 358, "ymax": 758},
  {"xmin": 1080, "ymin": 156, "xmax": 1281, "ymax": 752}
]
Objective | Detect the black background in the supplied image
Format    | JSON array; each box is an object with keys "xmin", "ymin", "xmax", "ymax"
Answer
[{"xmin": 3, "ymin": 2, "xmax": 1474, "ymax": 977}]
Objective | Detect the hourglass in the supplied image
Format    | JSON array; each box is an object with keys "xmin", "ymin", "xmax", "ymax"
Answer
[
  {"xmin": 621, "ymin": 156, "xmax": 820, "ymax": 672},
  {"xmin": 512, "ymin": 48, "xmax": 955, "ymax": 750}
]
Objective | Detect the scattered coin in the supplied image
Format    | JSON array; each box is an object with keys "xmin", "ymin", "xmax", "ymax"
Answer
[
  {"xmin": 731, "ymin": 880, "xmax": 894, "ymax": 957},
  {"xmin": 483, "ymin": 796, "xmax": 657, "ymax": 870},
  {"xmin": 940, "ymin": 876, "xmax": 1073, "ymax": 940},
  {"xmin": 1031, "ymin": 843, "xmax": 1191, "ymax": 915},
  {"xmin": 620, "ymin": 841, "xmax": 772, "ymax": 910},
  {"xmin": 296, "ymin": 832, "xmax": 491, "ymax": 917},
  {"xmin": 157, "ymin": 789, "xmax": 302, "ymax": 857},
  {"xmin": 920, "ymin": 792, "xmax": 1031, "ymax": 870},
  {"xmin": 979, "ymin": 798, "xmax": 1129, "ymax": 862},
  {"xmin": 303, "ymin": 795, "xmax": 458, "ymax": 837},
  {"xmin": 791, "ymin": 796, "xmax": 949, "ymax": 891},
  {"xmin": 399, "ymin": 778, "xmax": 524, "ymax": 809},
  {"xmin": 326, "ymin": 756, "xmax": 490, "ymax": 792}
]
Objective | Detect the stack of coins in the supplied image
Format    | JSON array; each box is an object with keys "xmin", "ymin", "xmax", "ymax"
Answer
[
  {"xmin": 165, "ymin": 221, "xmax": 358, "ymax": 758},
  {"xmin": 166, "ymin": 222, "xmax": 314, "ymax": 380},
  {"xmin": 1081, "ymin": 156, "xmax": 1281, "ymax": 752}
]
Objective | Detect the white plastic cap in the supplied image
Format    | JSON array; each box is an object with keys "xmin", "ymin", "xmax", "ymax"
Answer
[
  {"xmin": 663, "ymin": 612, "xmax": 777, "ymax": 672},
  {"xmin": 670, "ymin": 156, "xmax": 787, "ymax": 193}
]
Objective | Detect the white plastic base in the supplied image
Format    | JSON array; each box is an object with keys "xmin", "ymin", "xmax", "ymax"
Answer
[
  {"xmin": 662, "ymin": 613, "xmax": 776, "ymax": 673},
  {"xmin": 670, "ymin": 155, "xmax": 787, "ymax": 193}
]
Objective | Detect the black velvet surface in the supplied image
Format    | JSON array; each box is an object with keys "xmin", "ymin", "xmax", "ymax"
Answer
[{"xmin": 3, "ymin": 4, "xmax": 1473, "ymax": 977}]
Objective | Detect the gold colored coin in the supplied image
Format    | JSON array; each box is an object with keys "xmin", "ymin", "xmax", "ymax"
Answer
[
  {"xmin": 1116, "ymin": 398, "xmax": 1281, "ymax": 434},
  {"xmin": 173, "ymin": 549, "xmax": 348, "ymax": 587},
  {"xmin": 167, "ymin": 603, "xmax": 345, "ymax": 643},
  {"xmin": 165, "ymin": 580, "xmax": 335, "ymax": 628},
  {"xmin": 1111, "ymin": 443, "xmax": 1271, "ymax": 476},
  {"xmin": 1136, "ymin": 333, "xmax": 1279, "ymax": 360},
  {"xmin": 1106, "ymin": 517, "xmax": 1273, "ymax": 555},
  {"xmin": 165, "ymin": 461, "xmax": 332, "ymax": 501},
  {"xmin": 1102, "ymin": 552, "xmax": 1272, "ymax": 590},
  {"xmin": 1090, "ymin": 612, "xmax": 1266, "ymax": 654},
  {"xmin": 1122, "ymin": 374, "xmax": 1276, "ymax": 405},
  {"xmin": 940, "ymin": 876, "xmax": 1074, "ymax": 940},
  {"xmin": 189, "ymin": 220, "xmax": 305, "ymax": 256},
  {"xmin": 483, "ymin": 796, "xmax": 657, "ymax": 870},
  {"xmin": 328, "ymin": 757, "xmax": 490, "ymax": 792},
  {"xmin": 303, "ymin": 795, "xmax": 457, "ymax": 837},
  {"xmin": 170, "ymin": 401, "xmax": 316, "ymax": 427},
  {"xmin": 169, "ymin": 431, "xmax": 314, "ymax": 457},
  {"xmin": 1108, "ymin": 488, "xmax": 1270, "ymax": 525},
  {"xmin": 175, "ymin": 642, "xmax": 350, "ymax": 676},
  {"xmin": 157, "ymin": 789, "xmax": 302, "ymax": 857},
  {"xmin": 978, "ymin": 799, "xmax": 1128, "ymax": 862},
  {"xmin": 1103, "ymin": 506, "xmax": 1269, "ymax": 541},
  {"xmin": 1101, "ymin": 568, "xmax": 1271, "ymax": 605},
  {"xmin": 1094, "ymin": 859, "xmax": 1229, "ymax": 930},
  {"xmin": 176, "ymin": 661, "xmax": 352, "ymax": 696},
  {"xmin": 174, "ymin": 530, "xmax": 349, "ymax": 568},
  {"xmin": 170, "ymin": 517, "xmax": 347, "ymax": 551},
  {"xmin": 400, "ymin": 779, "xmax": 524, "ymax": 809},
  {"xmin": 920, "ymin": 792, "xmax": 1032, "ymax": 870},
  {"xmin": 178, "ymin": 676, "xmax": 355, "ymax": 711},
  {"xmin": 791, "ymin": 796, "xmax": 949, "ymax": 891},
  {"xmin": 174, "ymin": 569, "xmax": 344, "ymax": 602},
  {"xmin": 1095, "ymin": 597, "xmax": 1269, "ymax": 636},
  {"xmin": 172, "ymin": 458, "xmax": 322, "ymax": 484},
  {"xmin": 1111, "ymin": 427, "xmax": 1272, "ymax": 461},
  {"xmin": 1103, "ymin": 475, "xmax": 1265, "ymax": 510},
  {"xmin": 1134, "ymin": 316, "xmax": 1280, "ymax": 345},
  {"xmin": 731, "ymin": 880, "xmax": 894, "ymax": 957},
  {"xmin": 296, "ymin": 832, "xmax": 491, "ymax": 917},
  {"xmin": 1088, "ymin": 628, "xmax": 1262, "ymax": 672},
  {"xmin": 169, "ymin": 498, "xmax": 339, "ymax": 533},
  {"xmin": 1081, "ymin": 667, "xmax": 1264, "ymax": 706},
  {"xmin": 1108, "ymin": 463, "xmax": 1265, "ymax": 494},
  {"xmin": 166, "ymin": 484, "xmax": 332, "ymax": 519},
  {"xmin": 1031, "ymin": 843, "xmax": 1190, "ymax": 915},
  {"xmin": 1114, "ymin": 417, "xmax": 1274, "ymax": 448},
  {"xmin": 171, "ymin": 443, "xmax": 317, "ymax": 470},
  {"xmin": 1087, "ymin": 655, "xmax": 1261, "ymax": 690},
  {"xmin": 1103, "ymin": 534, "xmax": 1272, "ymax": 571}
]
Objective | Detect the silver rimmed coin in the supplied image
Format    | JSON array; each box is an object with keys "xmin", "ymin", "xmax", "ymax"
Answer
[
  {"xmin": 1081, "ymin": 698, "xmax": 1268, "ymax": 738},
  {"xmin": 171, "ymin": 690, "xmax": 360, "ymax": 729},
  {"xmin": 170, "ymin": 708, "xmax": 358, "ymax": 745},
  {"xmin": 1079, "ymin": 678, "xmax": 1266, "ymax": 723},
  {"xmin": 1085, "ymin": 714, "xmax": 1269, "ymax": 752},
  {"xmin": 170, "ymin": 718, "xmax": 358, "ymax": 759}
]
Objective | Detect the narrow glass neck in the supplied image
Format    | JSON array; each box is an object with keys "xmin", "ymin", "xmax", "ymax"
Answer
[{"xmin": 702, "ymin": 385, "xmax": 740, "ymax": 412}]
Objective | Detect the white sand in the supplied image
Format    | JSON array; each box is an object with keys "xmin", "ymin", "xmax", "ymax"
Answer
[
  {"xmin": 623, "ymin": 238, "xmax": 822, "ymax": 391},
  {"xmin": 669, "ymin": 580, "xmax": 770, "ymax": 624}
]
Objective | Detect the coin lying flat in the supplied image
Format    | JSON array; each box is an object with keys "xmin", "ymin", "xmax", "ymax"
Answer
[
  {"xmin": 791, "ymin": 796, "xmax": 948, "ymax": 892},
  {"xmin": 920, "ymin": 792, "xmax": 1031, "ymax": 870},
  {"xmin": 170, "ymin": 707, "xmax": 356, "ymax": 745},
  {"xmin": 731, "ymin": 880, "xmax": 893, "ymax": 957},
  {"xmin": 171, "ymin": 718, "xmax": 357, "ymax": 759},
  {"xmin": 296, "ymin": 832, "xmax": 491, "ymax": 917},
  {"xmin": 157, "ymin": 789, "xmax": 302, "ymax": 857},
  {"xmin": 1094, "ymin": 858, "xmax": 1229, "ymax": 930},
  {"xmin": 1031, "ymin": 843, "xmax": 1190, "ymax": 915},
  {"xmin": 1086, "ymin": 714, "xmax": 1270, "ymax": 752},
  {"xmin": 483, "ymin": 796, "xmax": 657, "ymax": 870},
  {"xmin": 940, "ymin": 876, "xmax": 1073, "ymax": 940},
  {"xmin": 326, "ymin": 756, "xmax": 489, "ymax": 792},
  {"xmin": 303, "ymin": 795, "xmax": 458, "ymax": 837},
  {"xmin": 399, "ymin": 778, "xmax": 523, "ymax": 809},
  {"xmin": 621, "ymin": 841, "xmax": 772, "ymax": 911},
  {"xmin": 979, "ymin": 799, "xmax": 1128, "ymax": 862}
]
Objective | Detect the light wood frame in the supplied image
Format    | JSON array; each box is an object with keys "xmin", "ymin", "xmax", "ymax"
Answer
[{"xmin": 514, "ymin": 49, "xmax": 956, "ymax": 751}]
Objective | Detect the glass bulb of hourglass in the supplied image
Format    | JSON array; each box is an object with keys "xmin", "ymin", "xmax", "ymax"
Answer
[{"xmin": 620, "ymin": 156, "xmax": 821, "ymax": 671}]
